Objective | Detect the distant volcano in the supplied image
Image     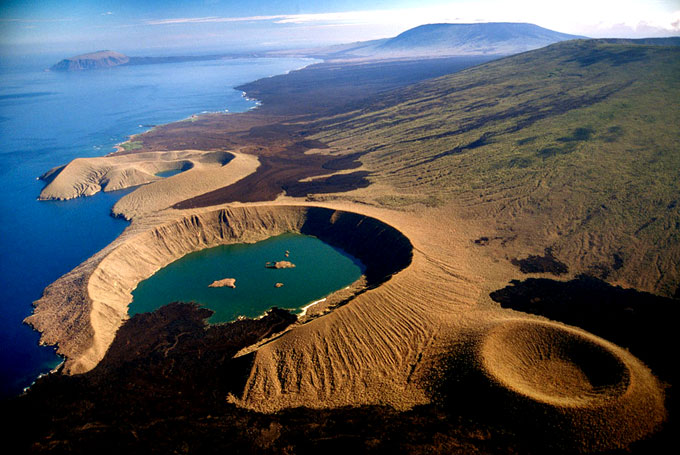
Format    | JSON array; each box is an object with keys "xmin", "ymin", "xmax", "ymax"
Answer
[
  {"xmin": 328, "ymin": 22, "xmax": 585, "ymax": 59},
  {"xmin": 378, "ymin": 23, "xmax": 584, "ymax": 55}
]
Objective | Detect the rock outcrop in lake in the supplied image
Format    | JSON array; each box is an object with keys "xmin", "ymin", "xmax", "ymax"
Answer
[
  {"xmin": 209, "ymin": 278, "xmax": 236, "ymax": 288},
  {"xmin": 265, "ymin": 261, "xmax": 295, "ymax": 269}
]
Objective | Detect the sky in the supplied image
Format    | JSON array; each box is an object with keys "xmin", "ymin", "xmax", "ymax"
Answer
[{"xmin": 1, "ymin": 0, "xmax": 679, "ymax": 56}]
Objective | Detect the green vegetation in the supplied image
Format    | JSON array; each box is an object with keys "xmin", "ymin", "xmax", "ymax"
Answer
[
  {"xmin": 119, "ymin": 140, "xmax": 143, "ymax": 151},
  {"xmin": 311, "ymin": 40, "xmax": 680, "ymax": 295}
]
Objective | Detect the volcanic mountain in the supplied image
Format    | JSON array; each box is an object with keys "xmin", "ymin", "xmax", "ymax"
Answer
[
  {"xmin": 325, "ymin": 22, "xmax": 584, "ymax": 59},
  {"xmin": 50, "ymin": 50, "xmax": 130, "ymax": 71}
]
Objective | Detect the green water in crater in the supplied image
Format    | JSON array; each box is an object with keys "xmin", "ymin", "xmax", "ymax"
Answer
[
  {"xmin": 155, "ymin": 169, "xmax": 184, "ymax": 178},
  {"xmin": 130, "ymin": 233, "xmax": 364, "ymax": 323}
]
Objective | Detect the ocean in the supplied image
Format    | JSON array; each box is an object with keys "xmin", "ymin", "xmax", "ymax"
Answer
[{"xmin": 0, "ymin": 54, "xmax": 316, "ymax": 398}]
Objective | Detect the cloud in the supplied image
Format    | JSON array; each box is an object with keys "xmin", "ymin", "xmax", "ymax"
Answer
[
  {"xmin": 145, "ymin": 15, "xmax": 285, "ymax": 25},
  {"xmin": 102, "ymin": 12, "xmax": 114, "ymax": 16},
  {"xmin": 143, "ymin": 3, "xmax": 680, "ymax": 38},
  {"xmin": 143, "ymin": 8, "xmax": 458, "ymax": 27}
]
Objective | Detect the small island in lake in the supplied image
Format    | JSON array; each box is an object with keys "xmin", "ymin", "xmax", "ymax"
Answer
[
  {"xmin": 265, "ymin": 261, "xmax": 296, "ymax": 269},
  {"xmin": 208, "ymin": 278, "xmax": 236, "ymax": 288}
]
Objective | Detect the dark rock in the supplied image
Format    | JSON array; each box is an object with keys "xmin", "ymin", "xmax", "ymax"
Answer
[{"xmin": 511, "ymin": 248, "xmax": 568, "ymax": 275}]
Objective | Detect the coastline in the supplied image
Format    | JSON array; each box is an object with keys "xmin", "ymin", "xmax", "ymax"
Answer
[
  {"xmin": 11, "ymin": 56, "xmax": 321, "ymax": 396},
  {"xmin": 110, "ymin": 57, "xmax": 320, "ymax": 156},
  {"xmin": 298, "ymin": 298, "xmax": 326, "ymax": 317},
  {"xmin": 18, "ymin": 48, "xmax": 676, "ymax": 452}
]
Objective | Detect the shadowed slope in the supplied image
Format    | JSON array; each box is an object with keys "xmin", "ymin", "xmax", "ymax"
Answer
[
  {"xmin": 490, "ymin": 275, "xmax": 679, "ymax": 382},
  {"xmin": 4, "ymin": 304, "xmax": 593, "ymax": 455}
]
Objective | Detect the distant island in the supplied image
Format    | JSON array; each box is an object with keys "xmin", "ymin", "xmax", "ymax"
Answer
[
  {"xmin": 50, "ymin": 50, "xmax": 130, "ymax": 71},
  {"xmin": 373, "ymin": 22, "xmax": 584, "ymax": 56},
  {"xmin": 49, "ymin": 49, "xmax": 259, "ymax": 72}
]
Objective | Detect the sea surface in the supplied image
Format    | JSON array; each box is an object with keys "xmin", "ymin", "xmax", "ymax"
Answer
[
  {"xmin": 0, "ymin": 54, "xmax": 316, "ymax": 398},
  {"xmin": 130, "ymin": 233, "xmax": 363, "ymax": 323}
]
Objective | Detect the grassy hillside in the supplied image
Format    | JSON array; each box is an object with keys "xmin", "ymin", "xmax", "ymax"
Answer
[{"xmin": 309, "ymin": 40, "xmax": 680, "ymax": 296}]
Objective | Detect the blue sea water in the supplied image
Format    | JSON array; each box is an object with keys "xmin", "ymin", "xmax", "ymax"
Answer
[{"xmin": 0, "ymin": 54, "xmax": 316, "ymax": 398}]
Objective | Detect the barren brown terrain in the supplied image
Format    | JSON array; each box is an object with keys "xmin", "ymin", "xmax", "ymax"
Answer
[{"xmin": 10, "ymin": 41, "xmax": 679, "ymax": 453}]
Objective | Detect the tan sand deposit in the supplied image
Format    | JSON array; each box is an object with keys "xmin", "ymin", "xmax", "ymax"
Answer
[
  {"xmin": 112, "ymin": 151, "xmax": 259, "ymax": 219},
  {"xmin": 38, "ymin": 150, "xmax": 236, "ymax": 202}
]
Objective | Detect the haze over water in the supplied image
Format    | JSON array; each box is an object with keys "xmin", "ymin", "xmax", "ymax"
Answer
[{"xmin": 0, "ymin": 54, "xmax": 315, "ymax": 398}]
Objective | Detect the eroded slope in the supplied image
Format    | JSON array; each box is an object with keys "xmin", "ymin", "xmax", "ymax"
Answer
[{"xmin": 304, "ymin": 40, "xmax": 680, "ymax": 296}]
